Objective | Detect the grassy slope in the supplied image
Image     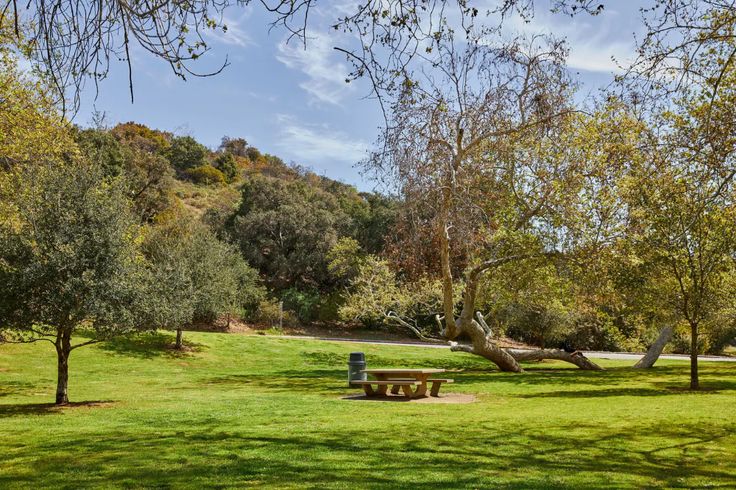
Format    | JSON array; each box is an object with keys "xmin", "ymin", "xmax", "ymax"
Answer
[{"xmin": 1, "ymin": 332, "xmax": 735, "ymax": 489}]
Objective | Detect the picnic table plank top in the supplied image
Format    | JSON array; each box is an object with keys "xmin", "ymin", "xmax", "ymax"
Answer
[{"xmin": 361, "ymin": 368, "xmax": 445, "ymax": 374}]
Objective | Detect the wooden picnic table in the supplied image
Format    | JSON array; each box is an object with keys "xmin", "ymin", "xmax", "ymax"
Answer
[{"xmin": 355, "ymin": 368, "xmax": 452, "ymax": 398}]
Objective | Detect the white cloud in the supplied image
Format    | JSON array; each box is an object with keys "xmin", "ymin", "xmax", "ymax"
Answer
[
  {"xmin": 275, "ymin": 114, "xmax": 368, "ymax": 163},
  {"xmin": 276, "ymin": 32, "xmax": 354, "ymax": 106}
]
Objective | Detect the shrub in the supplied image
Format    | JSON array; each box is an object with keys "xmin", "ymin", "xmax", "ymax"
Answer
[
  {"xmin": 503, "ymin": 304, "xmax": 571, "ymax": 348},
  {"xmin": 186, "ymin": 165, "xmax": 226, "ymax": 186},
  {"xmin": 565, "ymin": 312, "xmax": 629, "ymax": 352},
  {"xmin": 251, "ymin": 299, "xmax": 297, "ymax": 327},
  {"xmin": 282, "ymin": 288, "xmax": 321, "ymax": 323},
  {"xmin": 167, "ymin": 135, "xmax": 207, "ymax": 170},
  {"xmin": 214, "ymin": 153, "xmax": 238, "ymax": 182},
  {"xmin": 706, "ymin": 321, "xmax": 736, "ymax": 354}
]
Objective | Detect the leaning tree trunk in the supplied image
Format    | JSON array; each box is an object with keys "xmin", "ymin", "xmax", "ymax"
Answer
[
  {"xmin": 55, "ymin": 327, "xmax": 72, "ymax": 405},
  {"xmin": 449, "ymin": 312, "xmax": 602, "ymax": 371},
  {"xmin": 508, "ymin": 349, "xmax": 603, "ymax": 370},
  {"xmin": 175, "ymin": 328, "xmax": 183, "ymax": 350},
  {"xmin": 634, "ymin": 325, "xmax": 673, "ymax": 369}
]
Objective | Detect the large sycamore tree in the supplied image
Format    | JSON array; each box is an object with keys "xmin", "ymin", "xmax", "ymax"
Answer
[
  {"xmin": 367, "ymin": 32, "xmax": 602, "ymax": 371},
  {"xmin": 0, "ymin": 162, "xmax": 148, "ymax": 404}
]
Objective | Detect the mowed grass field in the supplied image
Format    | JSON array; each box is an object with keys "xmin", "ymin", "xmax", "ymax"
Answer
[{"xmin": 1, "ymin": 332, "xmax": 735, "ymax": 489}]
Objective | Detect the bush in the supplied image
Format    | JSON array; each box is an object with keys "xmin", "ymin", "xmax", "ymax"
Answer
[
  {"xmin": 168, "ymin": 135, "xmax": 207, "ymax": 170},
  {"xmin": 282, "ymin": 288, "xmax": 321, "ymax": 323},
  {"xmin": 706, "ymin": 321, "xmax": 736, "ymax": 354},
  {"xmin": 214, "ymin": 153, "xmax": 238, "ymax": 182},
  {"xmin": 251, "ymin": 299, "xmax": 297, "ymax": 327},
  {"xmin": 502, "ymin": 304, "xmax": 571, "ymax": 348},
  {"xmin": 564, "ymin": 312, "xmax": 629, "ymax": 352},
  {"xmin": 185, "ymin": 165, "xmax": 226, "ymax": 186}
]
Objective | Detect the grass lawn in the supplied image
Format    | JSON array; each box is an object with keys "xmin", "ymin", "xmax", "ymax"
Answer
[{"xmin": 1, "ymin": 332, "xmax": 735, "ymax": 488}]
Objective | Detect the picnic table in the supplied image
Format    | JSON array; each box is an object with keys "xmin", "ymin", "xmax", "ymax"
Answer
[{"xmin": 352, "ymin": 368, "xmax": 453, "ymax": 398}]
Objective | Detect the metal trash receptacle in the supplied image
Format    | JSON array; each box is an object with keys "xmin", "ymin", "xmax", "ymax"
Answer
[{"xmin": 348, "ymin": 352, "xmax": 366, "ymax": 386}]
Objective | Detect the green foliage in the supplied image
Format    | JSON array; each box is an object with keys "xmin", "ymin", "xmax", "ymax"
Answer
[
  {"xmin": 229, "ymin": 176, "xmax": 348, "ymax": 290},
  {"xmin": 185, "ymin": 165, "xmax": 226, "ymax": 186},
  {"xmin": 250, "ymin": 298, "xmax": 299, "ymax": 328},
  {"xmin": 281, "ymin": 288, "xmax": 322, "ymax": 323},
  {"xmin": 167, "ymin": 135, "xmax": 208, "ymax": 170},
  {"xmin": 339, "ymin": 255, "xmax": 447, "ymax": 332},
  {"xmin": 213, "ymin": 153, "xmax": 238, "ymax": 182},
  {"xmin": 0, "ymin": 49, "xmax": 78, "ymax": 168},
  {"xmin": 327, "ymin": 237, "xmax": 365, "ymax": 285},
  {"xmin": 0, "ymin": 162, "xmax": 148, "ymax": 339},
  {"xmin": 218, "ymin": 136, "xmax": 249, "ymax": 157},
  {"xmin": 143, "ymin": 216, "xmax": 265, "ymax": 332},
  {"xmin": 74, "ymin": 127, "xmax": 127, "ymax": 177},
  {"xmin": 76, "ymin": 127, "xmax": 175, "ymax": 221}
]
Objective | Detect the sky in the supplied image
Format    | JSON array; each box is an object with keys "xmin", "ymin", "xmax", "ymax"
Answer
[{"xmin": 75, "ymin": 1, "xmax": 648, "ymax": 191}]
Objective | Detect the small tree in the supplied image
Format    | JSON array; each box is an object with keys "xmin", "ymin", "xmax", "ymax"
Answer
[
  {"xmin": 0, "ymin": 162, "xmax": 148, "ymax": 404},
  {"xmin": 145, "ymin": 216, "xmax": 263, "ymax": 348}
]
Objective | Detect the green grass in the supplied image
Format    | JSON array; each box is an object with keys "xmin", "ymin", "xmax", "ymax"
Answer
[{"xmin": 1, "ymin": 332, "xmax": 735, "ymax": 488}]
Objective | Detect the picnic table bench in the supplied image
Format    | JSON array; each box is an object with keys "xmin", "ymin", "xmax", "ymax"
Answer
[{"xmin": 353, "ymin": 369, "xmax": 454, "ymax": 398}]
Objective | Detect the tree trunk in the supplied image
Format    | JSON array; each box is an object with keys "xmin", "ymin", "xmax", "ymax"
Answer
[
  {"xmin": 690, "ymin": 322, "xmax": 699, "ymax": 390},
  {"xmin": 175, "ymin": 328, "xmax": 183, "ymax": 350},
  {"xmin": 448, "ymin": 315, "xmax": 603, "ymax": 371},
  {"xmin": 55, "ymin": 328, "xmax": 72, "ymax": 405},
  {"xmin": 634, "ymin": 325, "xmax": 674, "ymax": 368},
  {"xmin": 508, "ymin": 349, "xmax": 603, "ymax": 370}
]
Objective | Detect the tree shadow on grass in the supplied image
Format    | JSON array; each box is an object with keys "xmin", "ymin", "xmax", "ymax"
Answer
[
  {"xmin": 0, "ymin": 380, "xmax": 40, "ymax": 398},
  {"xmin": 204, "ymin": 369, "xmax": 350, "ymax": 394},
  {"xmin": 0, "ymin": 400, "xmax": 115, "ymax": 417},
  {"xmin": 457, "ymin": 364, "xmax": 736, "ymax": 398},
  {"xmin": 2, "ymin": 420, "xmax": 735, "ymax": 488},
  {"xmin": 98, "ymin": 332, "xmax": 205, "ymax": 359}
]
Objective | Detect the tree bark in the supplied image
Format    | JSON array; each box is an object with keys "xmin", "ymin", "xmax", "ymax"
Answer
[
  {"xmin": 175, "ymin": 328, "xmax": 183, "ymax": 350},
  {"xmin": 507, "ymin": 349, "xmax": 603, "ymax": 370},
  {"xmin": 690, "ymin": 322, "xmax": 699, "ymax": 390},
  {"xmin": 448, "ymin": 313, "xmax": 603, "ymax": 371},
  {"xmin": 634, "ymin": 325, "xmax": 674, "ymax": 368},
  {"xmin": 55, "ymin": 327, "xmax": 71, "ymax": 405}
]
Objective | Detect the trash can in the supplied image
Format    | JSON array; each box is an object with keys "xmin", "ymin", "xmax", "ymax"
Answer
[{"xmin": 348, "ymin": 352, "xmax": 366, "ymax": 386}]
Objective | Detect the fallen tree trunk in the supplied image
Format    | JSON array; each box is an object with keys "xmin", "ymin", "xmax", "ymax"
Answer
[{"xmin": 633, "ymin": 325, "xmax": 674, "ymax": 368}]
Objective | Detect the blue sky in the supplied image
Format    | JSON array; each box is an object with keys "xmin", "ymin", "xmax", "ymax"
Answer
[{"xmin": 75, "ymin": 1, "xmax": 646, "ymax": 191}]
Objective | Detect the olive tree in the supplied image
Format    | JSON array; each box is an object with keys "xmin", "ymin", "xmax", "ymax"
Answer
[{"xmin": 0, "ymin": 162, "xmax": 148, "ymax": 404}]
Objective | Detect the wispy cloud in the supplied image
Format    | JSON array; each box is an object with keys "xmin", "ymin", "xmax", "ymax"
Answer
[
  {"xmin": 276, "ymin": 32, "xmax": 354, "ymax": 106},
  {"xmin": 206, "ymin": 12, "xmax": 255, "ymax": 48},
  {"xmin": 275, "ymin": 114, "xmax": 368, "ymax": 163},
  {"xmin": 506, "ymin": 7, "xmax": 639, "ymax": 74}
]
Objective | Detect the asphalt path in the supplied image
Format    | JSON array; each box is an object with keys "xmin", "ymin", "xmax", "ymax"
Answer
[{"xmin": 271, "ymin": 335, "xmax": 736, "ymax": 362}]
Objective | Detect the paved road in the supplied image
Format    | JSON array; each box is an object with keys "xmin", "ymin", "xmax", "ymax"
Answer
[{"xmin": 272, "ymin": 335, "xmax": 736, "ymax": 362}]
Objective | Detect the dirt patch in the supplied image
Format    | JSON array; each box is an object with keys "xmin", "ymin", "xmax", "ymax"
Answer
[{"xmin": 341, "ymin": 393, "xmax": 476, "ymax": 404}]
